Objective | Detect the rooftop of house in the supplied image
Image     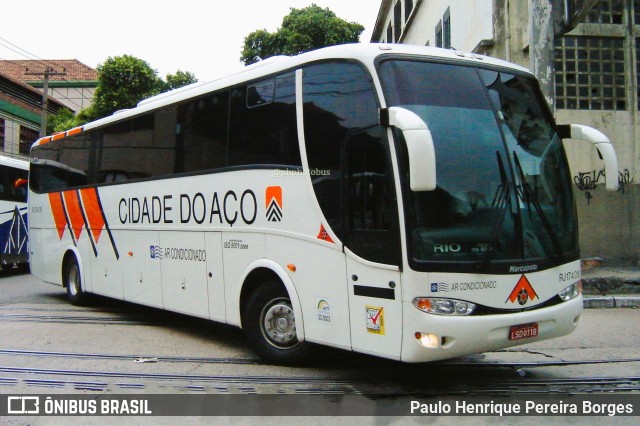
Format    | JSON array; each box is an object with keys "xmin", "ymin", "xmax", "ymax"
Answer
[{"xmin": 0, "ymin": 59, "xmax": 98, "ymax": 83}]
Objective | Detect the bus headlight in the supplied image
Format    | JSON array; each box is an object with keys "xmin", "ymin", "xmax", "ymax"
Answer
[
  {"xmin": 558, "ymin": 280, "xmax": 581, "ymax": 302},
  {"xmin": 413, "ymin": 297, "xmax": 475, "ymax": 315}
]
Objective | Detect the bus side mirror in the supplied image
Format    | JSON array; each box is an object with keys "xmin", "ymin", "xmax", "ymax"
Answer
[
  {"xmin": 558, "ymin": 124, "xmax": 619, "ymax": 191},
  {"xmin": 382, "ymin": 107, "xmax": 436, "ymax": 191}
]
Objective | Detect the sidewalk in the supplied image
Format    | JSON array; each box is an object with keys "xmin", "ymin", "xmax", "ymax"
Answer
[{"xmin": 580, "ymin": 259, "xmax": 640, "ymax": 308}]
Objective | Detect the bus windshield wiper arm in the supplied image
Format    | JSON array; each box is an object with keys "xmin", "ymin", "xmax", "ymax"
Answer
[
  {"xmin": 513, "ymin": 152, "xmax": 564, "ymax": 260},
  {"xmin": 480, "ymin": 151, "xmax": 512, "ymax": 269}
]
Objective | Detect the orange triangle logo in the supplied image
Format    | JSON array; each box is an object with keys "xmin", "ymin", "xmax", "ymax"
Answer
[
  {"xmin": 506, "ymin": 275, "xmax": 538, "ymax": 305},
  {"xmin": 317, "ymin": 224, "xmax": 334, "ymax": 243}
]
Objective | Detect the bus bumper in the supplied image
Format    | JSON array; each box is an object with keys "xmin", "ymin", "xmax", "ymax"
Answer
[{"xmin": 400, "ymin": 296, "xmax": 583, "ymax": 363}]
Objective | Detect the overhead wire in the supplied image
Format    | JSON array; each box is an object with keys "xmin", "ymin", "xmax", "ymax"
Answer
[{"xmin": 0, "ymin": 36, "xmax": 95, "ymax": 111}]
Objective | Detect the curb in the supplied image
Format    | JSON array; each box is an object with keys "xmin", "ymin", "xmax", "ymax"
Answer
[{"xmin": 583, "ymin": 296, "xmax": 640, "ymax": 309}]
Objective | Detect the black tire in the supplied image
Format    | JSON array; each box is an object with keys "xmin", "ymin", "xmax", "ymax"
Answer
[
  {"xmin": 64, "ymin": 256, "xmax": 87, "ymax": 306},
  {"xmin": 242, "ymin": 280, "xmax": 310, "ymax": 365}
]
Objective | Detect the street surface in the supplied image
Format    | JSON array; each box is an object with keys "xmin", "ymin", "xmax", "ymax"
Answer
[{"xmin": 0, "ymin": 268, "xmax": 638, "ymax": 424}]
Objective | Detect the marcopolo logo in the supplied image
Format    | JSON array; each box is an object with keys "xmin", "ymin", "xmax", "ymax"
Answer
[
  {"xmin": 506, "ymin": 275, "xmax": 539, "ymax": 306},
  {"xmin": 265, "ymin": 186, "xmax": 283, "ymax": 222}
]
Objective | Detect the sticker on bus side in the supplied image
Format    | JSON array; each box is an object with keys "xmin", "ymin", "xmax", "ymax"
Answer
[
  {"xmin": 365, "ymin": 305, "xmax": 384, "ymax": 335},
  {"xmin": 316, "ymin": 298, "xmax": 332, "ymax": 323}
]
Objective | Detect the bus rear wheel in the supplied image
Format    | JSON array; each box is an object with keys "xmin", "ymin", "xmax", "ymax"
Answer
[
  {"xmin": 64, "ymin": 256, "xmax": 87, "ymax": 306},
  {"xmin": 243, "ymin": 281, "xmax": 309, "ymax": 365}
]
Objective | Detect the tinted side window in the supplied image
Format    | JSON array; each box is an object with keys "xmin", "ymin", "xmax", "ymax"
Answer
[
  {"xmin": 98, "ymin": 114, "xmax": 156, "ymax": 182},
  {"xmin": 177, "ymin": 92, "xmax": 228, "ymax": 173},
  {"xmin": 228, "ymin": 72, "xmax": 300, "ymax": 167},
  {"xmin": 302, "ymin": 61, "xmax": 380, "ymax": 237},
  {"xmin": 0, "ymin": 165, "xmax": 28, "ymax": 202},
  {"xmin": 30, "ymin": 134, "xmax": 90, "ymax": 192}
]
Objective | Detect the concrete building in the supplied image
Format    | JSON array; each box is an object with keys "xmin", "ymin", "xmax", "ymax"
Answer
[
  {"xmin": 372, "ymin": 0, "xmax": 639, "ymax": 265},
  {"xmin": 0, "ymin": 71, "xmax": 67, "ymax": 159}
]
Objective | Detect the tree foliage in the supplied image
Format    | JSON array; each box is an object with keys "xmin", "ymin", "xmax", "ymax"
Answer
[
  {"xmin": 90, "ymin": 55, "xmax": 165, "ymax": 119},
  {"xmin": 164, "ymin": 70, "xmax": 198, "ymax": 91},
  {"xmin": 49, "ymin": 55, "xmax": 199, "ymax": 132},
  {"xmin": 241, "ymin": 4, "xmax": 364, "ymax": 65}
]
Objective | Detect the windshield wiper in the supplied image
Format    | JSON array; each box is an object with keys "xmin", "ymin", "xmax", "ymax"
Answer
[
  {"xmin": 513, "ymin": 151, "xmax": 564, "ymax": 260},
  {"xmin": 479, "ymin": 151, "xmax": 513, "ymax": 269}
]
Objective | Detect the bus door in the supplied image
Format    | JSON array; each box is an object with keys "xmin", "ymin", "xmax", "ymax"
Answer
[{"xmin": 343, "ymin": 128, "xmax": 403, "ymax": 359}]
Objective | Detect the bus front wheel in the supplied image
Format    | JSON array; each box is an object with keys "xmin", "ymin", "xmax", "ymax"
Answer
[
  {"xmin": 243, "ymin": 281, "xmax": 309, "ymax": 365},
  {"xmin": 64, "ymin": 256, "xmax": 87, "ymax": 306}
]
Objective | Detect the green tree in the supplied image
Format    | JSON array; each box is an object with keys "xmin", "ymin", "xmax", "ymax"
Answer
[
  {"xmin": 47, "ymin": 108, "xmax": 78, "ymax": 134},
  {"xmin": 47, "ymin": 56, "xmax": 198, "ymax": 132},
  {"xmin": 241, "ymin": 4, "xmax": 364, "ymax": 65},
  {"xmin": 164, "ymin": 70, "xmax": 198, "ymax": 91},
  {"xmin": 90, "ymin": 55, "xmax": 165, "ymax": 120}
]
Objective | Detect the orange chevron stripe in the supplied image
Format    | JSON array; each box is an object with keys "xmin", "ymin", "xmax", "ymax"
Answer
[
  {"xmin": 80, "ymin": 188, "xmax": 105, "ymax": 243},
  {"xmin": 48, "ymin": 192, "xmax": 67, "ymax": 240},
  {"xmin": 63, "ymin": 190, "xmax": 84, "ymax": 241}
]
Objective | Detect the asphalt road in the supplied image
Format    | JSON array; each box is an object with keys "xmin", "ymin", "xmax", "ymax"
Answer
[{"xmin": 0, "ymin": 268, "xmax": 638, "ymax": 424}]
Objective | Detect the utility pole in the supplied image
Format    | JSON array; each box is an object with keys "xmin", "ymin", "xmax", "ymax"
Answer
[{"xmin": 25, "ymin": 66, "xmax": 66, "ymax": 137}]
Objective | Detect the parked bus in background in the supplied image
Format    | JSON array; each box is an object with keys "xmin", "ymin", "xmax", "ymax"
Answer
[
  {"xmin": 0, "ymin": 155, "xmax": 28, "ymax": 270},
  {"xmin": 27, "ymin": 44, "xmax": 619, "ymax": 364}
]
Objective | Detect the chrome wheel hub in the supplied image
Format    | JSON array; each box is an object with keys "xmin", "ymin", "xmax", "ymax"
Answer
[{"xmin": 262, "ymin": 300, "xmax": 298, "ymax": 348}]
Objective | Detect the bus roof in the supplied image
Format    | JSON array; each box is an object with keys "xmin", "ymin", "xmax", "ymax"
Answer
[
  {"xmin": 0, "ymin": 155, "xmax": 29, "ymax": 170},
  {"xmin": 33, "ymin": 43, "xmax": 532, "ymax": 147}
]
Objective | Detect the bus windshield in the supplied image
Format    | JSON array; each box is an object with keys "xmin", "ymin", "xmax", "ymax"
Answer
[{"xmin": 378, "ymin": 59, "xmax": 578, "ymax": 270}]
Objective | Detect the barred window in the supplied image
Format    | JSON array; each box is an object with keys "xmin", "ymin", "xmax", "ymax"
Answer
[
  {"xmin": 554, "ymin": 36, "xmax": 626, "ymax": 110},
  {"xmin": 584, "ymin": 0, "xmax": 625, "ymax": 24},
  {"xmin": 19, "ymin": 126, "xmax": 38, "ymax": 155}
]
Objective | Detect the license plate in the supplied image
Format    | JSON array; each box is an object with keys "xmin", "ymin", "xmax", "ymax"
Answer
[{"xmin": 509, "ymin": 323, "xmax": 539, "ymax": 340}]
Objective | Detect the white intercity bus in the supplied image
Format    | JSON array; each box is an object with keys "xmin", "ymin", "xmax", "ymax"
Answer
[
  {"xmin": 0, "ymin": 155, "xmax": 29, "ymax": 270},
  {"xmin": 28, "ymin": 44, "xmax": 619, "ymax": 364}
]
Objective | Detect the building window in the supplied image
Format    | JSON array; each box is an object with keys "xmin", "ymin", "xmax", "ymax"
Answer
[
  {"xmin": 387, "ymin": 23, "xmax": 392, "ymax": 43},
  {"xmin": 443, "ymin": 8, "xmax": 451, "ymax": 49},
  {"xmin": 0, "ymin": 118, "xmax": 5, "ymax": 152},
  {"xmin": 585, "ymin": 0, "xmax": 624, "ymax": 24},
  {"xmin": 567, "ymin": 0, "xmax": 624, "ymax": 24},
  {"xmin": 435, "ymin": 20, "xmax": 443, "ymax": 48},
  {"xmin": 637, "ymin": 38, "xmax": 640, "ymax": 109},
  {"xmin": 404, "ymin": 0, "xmax": 413, "ymax": 21},
  {"xmin": 19, "ymin": 126, "xmax": 39, "ymax": 155},
  {"xmin": 554, "ymin": 36, "xmax": 626, "ymax": 110},
  {"xmin": 394, "ymin": 1, "xmax": 402, "ymax": 42}
]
